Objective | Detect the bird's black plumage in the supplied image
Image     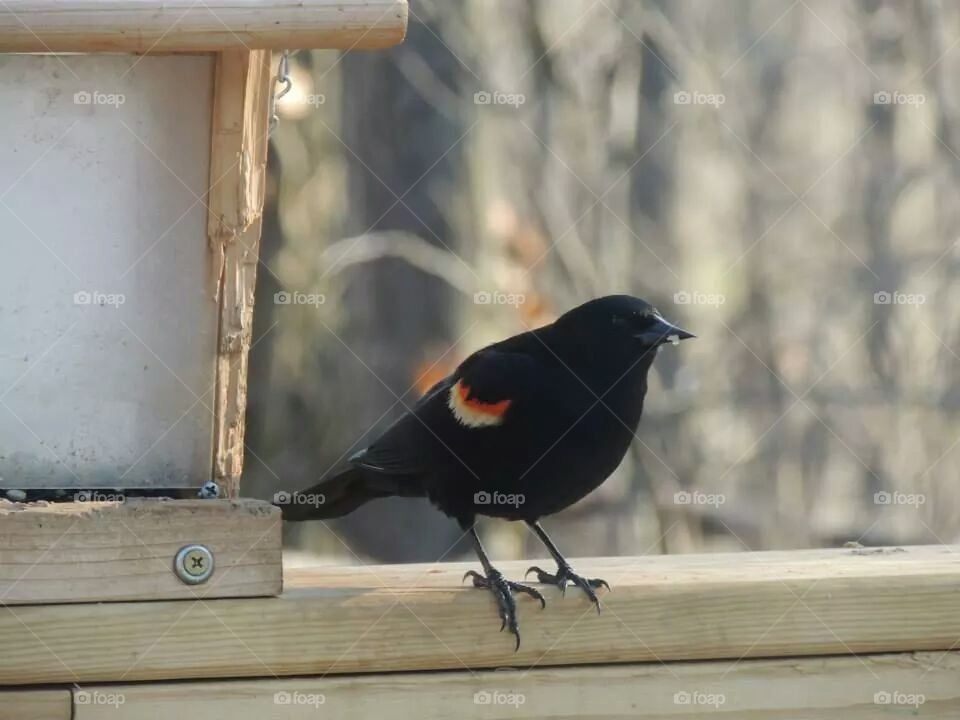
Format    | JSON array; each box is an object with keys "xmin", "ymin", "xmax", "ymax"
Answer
[{"xmin": 279, "ymin": 295, "xmax": 693, "ymax": 647}]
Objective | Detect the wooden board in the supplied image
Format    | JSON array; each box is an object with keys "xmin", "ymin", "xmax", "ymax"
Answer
[
  {"xmin": 0, "ymin": 0, "xmax": 407, "ymax": 52},
  {"xmin": 207, "ymin": 50, "xmax": 272, "ymax": 499},
  {"xmin": 2, "ymin": 545, "xmax": 959, "ymax": 684},
  {"xmin": 0, "ymin": 498, "xmax": 281, "ymax": 604},
  {"xmin": 0, "ymin": 690, "xmax": 70, "ymax": 720},
  {"xmin": 68, "ymin": 651, "xmax": 960, "ymax": 719}
]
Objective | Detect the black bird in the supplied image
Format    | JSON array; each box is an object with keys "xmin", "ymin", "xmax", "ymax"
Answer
[{"xmin": 279, "ymin": 295, "xmax": 693, "ymax": 648}]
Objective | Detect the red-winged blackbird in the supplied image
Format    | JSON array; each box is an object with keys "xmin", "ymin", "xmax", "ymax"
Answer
[{"xmin": 279, "ymin": 295, "xmax": 693, "ymax": 648}]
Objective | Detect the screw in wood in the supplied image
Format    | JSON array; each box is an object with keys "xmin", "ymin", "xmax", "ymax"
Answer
[{"xmin": 173, "ymin": 544, "xmax": 215, "ymax": 585}]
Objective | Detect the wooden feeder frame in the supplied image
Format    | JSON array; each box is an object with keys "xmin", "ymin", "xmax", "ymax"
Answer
[
  {"xmin": 207, "ymin": 48, "xmax": 273, "ymax": 499},
  {"xmin": 0, "ymin": 1, "xmax": 404, "ymax": 498}
]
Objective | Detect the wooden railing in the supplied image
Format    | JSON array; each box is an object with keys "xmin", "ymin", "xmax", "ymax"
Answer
[{"xmin": 2, "ymin": 500, "xmax": 959, "ymax": 717}]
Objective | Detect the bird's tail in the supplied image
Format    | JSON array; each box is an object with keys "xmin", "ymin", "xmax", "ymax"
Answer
[{"xmin": 276, "ymin": 465, "xmax": 411, "ymax": 521}]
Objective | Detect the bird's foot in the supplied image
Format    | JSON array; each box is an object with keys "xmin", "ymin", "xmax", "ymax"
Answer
[
  {"xmin": 463, "ymin": 568, "xmax": 545, "ymax": 651},
  {"xmin": 525, "ymin": 563, "xmax": 609, "ymax": 612}
]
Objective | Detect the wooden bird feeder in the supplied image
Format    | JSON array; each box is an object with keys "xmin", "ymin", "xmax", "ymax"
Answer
[
  {"xmin": 0, "ymin": 0, "xmax": 407, "ymax": 633},
  {"xmin": 0, "ymin": 0, "xmax": 405, "ymax": 500},
  {"xmin": 3, "ymin": 4, "xmax": 960, "ymax": 718}
]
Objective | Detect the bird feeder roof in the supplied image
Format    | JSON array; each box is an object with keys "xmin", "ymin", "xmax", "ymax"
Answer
[{"xmin": 0, "ymin": 0, "xmax": 407, "ymax": 53}]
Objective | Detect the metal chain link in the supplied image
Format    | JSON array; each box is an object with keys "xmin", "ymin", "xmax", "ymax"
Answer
[{"xmin": 269, "ymin": 50, "xmax": 293, "ymax": 136}]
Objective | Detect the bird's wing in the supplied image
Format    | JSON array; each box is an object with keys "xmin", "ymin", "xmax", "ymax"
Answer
[
  {"xmin": 351, "ymin": 347, "xmax": 544, "ymax": 475},
  {"xmin": 348, "ymin": 376, "xmax": 452, "ymax": 475}
]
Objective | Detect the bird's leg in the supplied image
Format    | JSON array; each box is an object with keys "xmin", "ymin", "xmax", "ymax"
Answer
[
  {"xmin": 525, "ymin": 521, "xmax": 610, "ymax": 612},
  {"xmin": 461, "ymin": 522, "xmax": 545, "ymax": 650}
]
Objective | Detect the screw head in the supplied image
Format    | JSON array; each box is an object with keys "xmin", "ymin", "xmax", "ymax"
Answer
[{"xmin": 174, "ymin": 544, "xmax": 214, "ymax": 585}]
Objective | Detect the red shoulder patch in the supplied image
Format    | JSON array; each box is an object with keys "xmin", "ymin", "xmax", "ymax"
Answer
[{"xmin": 448, "ymin": 380, "xmax": 512, "ymax": 427}]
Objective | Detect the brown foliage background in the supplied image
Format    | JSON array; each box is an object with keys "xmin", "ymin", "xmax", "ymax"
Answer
[{"xmin": 245, "ymin": 0, "xmax": 960, "ymax": 564}]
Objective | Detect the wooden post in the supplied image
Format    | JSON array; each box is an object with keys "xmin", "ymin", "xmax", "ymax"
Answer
[{"xmin": 207, "ymin": 50, "xmax": 272, "ymax": 498}]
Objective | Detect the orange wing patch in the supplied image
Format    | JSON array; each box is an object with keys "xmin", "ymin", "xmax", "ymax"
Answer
[{"xmin": 448, "ymin": 380, "xmax": 512, "ymax": 428}]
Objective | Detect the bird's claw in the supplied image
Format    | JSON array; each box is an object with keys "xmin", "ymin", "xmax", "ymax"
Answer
[
  {"xmin": 463, "ymin": 569, "xmax": 545, "ymax": 650},
  {"xmin": 525, "ymin": 563, "xmax": 609, "ymax": 612}
]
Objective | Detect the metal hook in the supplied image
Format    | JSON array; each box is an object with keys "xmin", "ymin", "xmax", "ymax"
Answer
[{"xmin": 270, "ymin": 50, "xmax": 293, "ymax": 136}]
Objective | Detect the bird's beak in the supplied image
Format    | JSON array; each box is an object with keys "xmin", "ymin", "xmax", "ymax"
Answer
[{"xmin": 635, "ymin": 315, "xmax": 696, "ymax": 346}]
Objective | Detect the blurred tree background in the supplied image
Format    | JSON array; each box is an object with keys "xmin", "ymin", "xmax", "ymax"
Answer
[{"xmin": 244, "ymin": 0, "xmax": 960, "ymax": 565}]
